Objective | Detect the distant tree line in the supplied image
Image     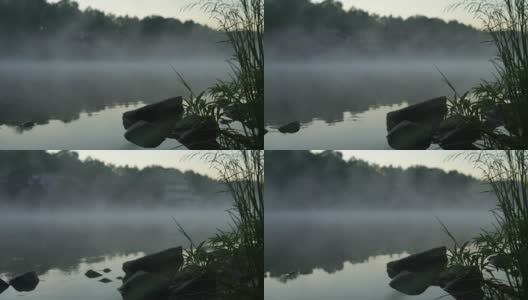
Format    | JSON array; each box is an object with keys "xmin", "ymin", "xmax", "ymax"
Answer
[
  {"xmin": 0, "ymin": 0, "xmax": 228, "ymax": 59},
  {"xmin": 265, "ymin": 0, "xmax": 493, "ymax": 59},
  {"xmin": 265, "ymin": 151, "xmax": 494, "ymax": 210},
  {"xmin": 0, "ymin": 151, "xmax": 230, "ymax": 209}
]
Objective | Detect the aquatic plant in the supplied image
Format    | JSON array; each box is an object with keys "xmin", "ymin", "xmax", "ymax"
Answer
[
  {"xmin": 446, "ymin": 0, "xmax": 528, "ymax": 149},
  {"xmin": 176, "ymin": 150, "xmax": 263, "ymax": 300},
  {"xmin": 179, "ymin": 0, "xmax": 264, "ymax": 150},
  {"xmin": 442, "ymin": 151, "xmax": 528, "ymax": 300}
]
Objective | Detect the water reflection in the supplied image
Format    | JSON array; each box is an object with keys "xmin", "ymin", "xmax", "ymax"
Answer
[
  {"xmin": 265, "ymin": 212, "xmax": 493, "ymax": 300},
  {"xmin": 265, "ymin": 59, "xmax": 493, "ymax": 149},
  {"xmin": 0, "ymin": 211, "xmax": 228, "ymax": 279},
  {"xmin": 0, "ymin": 61, "xmax": 228, "ymax": 148},
  {"xmin": 265, "ymin": 211, "xmax": 492, "ymax": 278}
]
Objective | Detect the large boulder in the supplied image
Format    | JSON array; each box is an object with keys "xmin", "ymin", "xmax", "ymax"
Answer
[
  {"xmin": 118, "ymin": 271, "xmax": 171, "ymax": 300},
  {"xmin": 171, "ymin": 116, "xmax": 220, "ymax": 150},
  {"xmin": 170, "ymin": 271, "xmax": 216, "ymax": 299},
  {"xmin": 387, "ymin": 97, "xmax": 447, "ymax": 132},
  {"xmin": 435, "ymin": 117, "xmax": 481, "ymax": 150},
  {"xmin": 0, "ymin": 278, "xmax": 9, "ymax": 294},
  {"xmin": 9, "ymin": 272, "xmax": 39, "ymax": 292},
  {"xmin": 123, "ymin": 97, "xmax": 184, "ymax": 130},
  {"xmin": 438, "ymin": 266, "xmax": 484, "ymax": 300},
  {"xmin": 387, "ymin": 247, "xmax": 447, "ymax": 279},
  {"xmin": 387, "ymin": 121, "xmax": 432, "ymax": 150},
  {"xmin": 123, "ymin": 247, "xmax": 184, "ymax": 276}
]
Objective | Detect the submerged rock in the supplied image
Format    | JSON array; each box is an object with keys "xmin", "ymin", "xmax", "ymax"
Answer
[
  {"xmin": 387, "ymin": 96, "xmax": 447, "ymax": 131},
  {"xmin": 123, "ymin": 247, "xmax": 184, "ymax": 276},
  {"xmin": 118, "ymin": 271, "xmax": 171, "ymax": 300},
  {"xmin": 85, "ymin": 270, "xmax": 103, "ymax": 279},
  {"xmin": 0, "ymin": 278, "xmax": 9, "ymax": 294},
  {"xmin": 9, "ymin": 272, "xmax": 39, "ymax": 292},
  {"xmin": 170, "ymin": 272, "xmax": 216, "ymax": 299},
  {"xmin": 278, "ymin": 121, "xmax": 301, "ymax": 134},
  {"xmin": 389, "ymin": 270, "xmax": 439, "ymax": 295},
  {"xmin": 99, "ymin": 278, "xmax": 112, "ymax": 283},
  {"xmin": 386, "ymin": 121, "xmax": 432, "ymax": 150},
  {"xmin": 440, "ymin": 266, "xmax": 484, "ymax": 300},
  {"xmin": 122, "ymin": 97, "xmax": 184, "ymax": 130},
  {"xmin": 435, "ymin": 117, "xmax": 481, "ymax": 150},
  {"xmin": 103, "ymin": 268, "xmax": 111, "ymax": 273},
  {"xmin": 174, "ymin": 117, "xmax": 220, "ymax": 150}
]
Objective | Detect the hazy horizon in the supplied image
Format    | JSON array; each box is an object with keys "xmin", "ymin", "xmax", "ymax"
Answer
[
  {"xmin": 48, "ymin": 150, "xmax": 225, "ymax": 178},
  {"xmin": 47, "ymin": 0, "xmax": 217, "ymax": 28},
  {"xmin": 316, "ymin": 0, "xmax": 482, "ymax": 28}
]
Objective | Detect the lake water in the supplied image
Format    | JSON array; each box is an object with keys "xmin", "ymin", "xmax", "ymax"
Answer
[
  {"xmin": 0, "ymin": 210, "xmax": 230, "ymax": 300},
  {"xmin": 265, "ymin": 211, "xmax": 495, "ymax": 300},
  {"xmin": 265, "ymin": 59, "xmax": 495, "ymax": 149},
  {"xmin": 0, "ymin": 61, "xmax": 229, "ymax": 149}
]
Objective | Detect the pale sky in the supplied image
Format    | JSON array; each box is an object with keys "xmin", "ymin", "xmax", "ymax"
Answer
[
  {"xmin": 314, "ymin": 0, "xmax": 482, "ymax": 28},
  {"xmin": 320, "ymin": 151, "xmax": 486, "ymax": 179},
  {"xmin": 48, "ymin": 0, "xmax": 216, "ymax": 27},
  {"xmin": 49, "ymin": 151, "xmax": 221, "ymax": 178}
]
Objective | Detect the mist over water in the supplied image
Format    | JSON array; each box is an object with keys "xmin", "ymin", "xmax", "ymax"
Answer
[
  {"xmin": 265, "ymin": 56, "xmax": 493, "ymax": 150},
  {"xmin": 0, "ymin": 60, "xmax": 229, "ymax": 149},
  {"xmin": 265, "ymin": 58, "xmax": 495, "ymax": 149},
  {"xmin": 265, "ymin": 210, "xmax": 495, "ymax": 300},
  {"xmin": 0, "ymin": 209, "xmax": 230, "ymax": 300}
]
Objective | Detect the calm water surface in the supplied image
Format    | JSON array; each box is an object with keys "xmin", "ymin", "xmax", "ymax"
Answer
[
  {"xmin": 0, "ymin": 210, "xmax": 229, "ymax": 300},
  {"xmin": 265, "ymin": 59, "xmax": 494, "ymax": 149},
  {"xmin": 0, "ymin": 61, "xmax": 228, "ymax": 149},
  {"xmin": 265, "ymin": 211, "xmax": 495, "ymax": 300}
]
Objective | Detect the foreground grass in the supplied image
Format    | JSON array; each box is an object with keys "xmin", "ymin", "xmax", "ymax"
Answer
[
  {"xmin": 446, "ymin": 0, "xmax": 528, "ymax": 149},
  {"xmin": 177, "ymin": 150, "xmax": 263, "ymax": 300},
  {"xmin": 179, "ymin": 0, "xmax": 264, "ymax": 150},
  {"xmin": 443, "ymin": 151, "xmax": 528, "ymax": 300}
]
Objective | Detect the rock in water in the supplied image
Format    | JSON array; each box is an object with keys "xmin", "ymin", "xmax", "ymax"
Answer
[
  {"xmin": 387, "ymin": 121, "xmax": 432, "ymax": 150},
  {"xmin": 0, "ymin": 278, "xmax": 9, "ymax": 294},
  {"xmin": 435, "ymin": 118, "xmax": 481, "ymax": 150},
  {"xmin": 124, "ymin": 120, "xmax": 168, "ymax": 148},
  {"xmin": 118, "ymin": 271, "xmax": 171, "ymax": 300},
  {"xmin": 389, "ymin": 270, "xmax": 439, "ymax": 295},
  {"xmin": 103, "ymin": 268, "xmax": 111, "ymax": 273},
  {"xmin": 175, "ymin": 117, "xmax": 220, "ymax": 150},
  {"xmin": 386, "ymin": 96, "xmax": 447, "ymax": 131},
  {"xmin": 123, "ymin": 247, "xmax": 184, "ymax": 276},
  {"xmin": 9, "ymin": 272, "xmax": 39, "ymax": 292},
  {"xmin": 387, "ymin": 247, "xmax": 447, "ymax": 279},
  {"xmin": 85, "ymin": 270, "xmax": 103, "ymax": 279},
  {"xmin": 440, "ymin": 266, "xmax": 484, "ymax": 300},
  {"xmin": 99, "ymin": 278, "xmax": 112, "ymax": 283},
  {"xmin": 122, "ymin": 97, "xmax": 184, "ymax": 130},
  {"xmin": 278, "ymin": 121, "xmax": 301, "ymax": 134},
  {"xmin": 170, "ymin": 272, "xmax": 216, "ymax": 298}
]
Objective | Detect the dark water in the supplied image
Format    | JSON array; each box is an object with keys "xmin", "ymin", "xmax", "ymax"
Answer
[
  {"xmin": 265, "ymin": 59, "xmax": 495, "ymax": 149},
  {"xmin": 0, "ymin": 210, "xmax": 229, "ymax": 300},
  {"xmin": 0, "ymin": 61, "xmax": 229, "ymax": 149},
  {"xmin": 265, "ymin": 211, "xmax": 495, "ymax": 300}
]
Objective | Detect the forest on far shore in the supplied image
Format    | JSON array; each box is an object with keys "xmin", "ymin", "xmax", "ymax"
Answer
[
  {"xmin": 0, "ymin": 151, "xmax": 230, "ymax": 209},
  {"xmin": 0, "ymin": 0, "xmax": 228, "ymax": 60},
  {"xmin": 266, "ymin": 0, "xmax": 493, "ymax": 59},
  {"xmin": 265, "ymin": 151, "xmax": 494, "ymax": 210}
]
